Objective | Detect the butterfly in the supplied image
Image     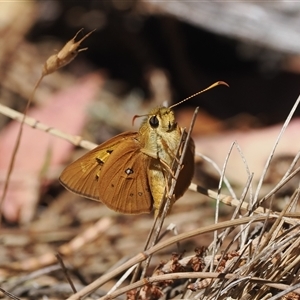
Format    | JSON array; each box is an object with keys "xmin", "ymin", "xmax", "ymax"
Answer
[
  {"xmin": 59, "ymin": 81, "xmax": 227, "ymax": 215},
  {"xmin": 60, "ymin": 106, "xmax": 194, "ymax": 216}
]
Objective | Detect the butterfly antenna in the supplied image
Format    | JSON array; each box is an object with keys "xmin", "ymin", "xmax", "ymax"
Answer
[
  {"xmin": 169, "ymin": 81, "xmax": 229, "ymax": 109},
  {"xmin": 132, "ymin": 114, "xmax": 150, "ymax": 126}
]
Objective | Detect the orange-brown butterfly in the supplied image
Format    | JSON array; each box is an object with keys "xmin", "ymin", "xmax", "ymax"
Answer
[{"xmin": 59, "ymin": 81, "xmax": 227, "ymax": 216}]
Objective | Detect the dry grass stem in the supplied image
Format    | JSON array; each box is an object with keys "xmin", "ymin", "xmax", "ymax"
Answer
[
  {"xmin": 0, "ymin": 103, "xmax": 97, "ymax": 150},
  {"xmin": 0, "ymin": 29, "xmax": 95, "ymax": 226},
  {"xmin": 42, "ymin": 28, "xmax": 96, "ymax": 76},
  {"xmin": 254, "ymin": 95, "xmax": 300, "ymax": 204},
  {"xmin": 55, "ymin": 253, "xmax": 77, "ymax": 293},
  {"xmin": 0, "ymin": 287, "xmax": 21, "ymax": 300},
  {"xmin": 66, "ymin": 215, "xmax": 284, "ymax": 300}
]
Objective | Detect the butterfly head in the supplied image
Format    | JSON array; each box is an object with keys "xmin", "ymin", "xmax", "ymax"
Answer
[
  {"xmin": 133, "ymin": 106, "xmax": 177, "ymax": 133},
  {"xmin": 146, "ymin": 106, "xmax": 177, "ymax": 133},
  {"xmin": 136, "ymin": 106, "xmax": 181, "ymax": 157}
]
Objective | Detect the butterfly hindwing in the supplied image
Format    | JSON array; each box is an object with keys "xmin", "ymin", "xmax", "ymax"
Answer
[
  {"xmin": 174, "ymin": 137, "xmax": 195, "ymax": 200},
  {"xmin": 98, "ymin": 136, "xmax": 153, "ymax": 214}
]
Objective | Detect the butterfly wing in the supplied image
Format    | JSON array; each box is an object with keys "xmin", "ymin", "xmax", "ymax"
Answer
[
  {"xmin": 59, "ymin": 132, "xmax": 138, "ymax": 201},
  {"xmin": 59, "ymin": 131, "xmax": 153, "ymax": 214},
  {"xmin": 98, "ymin": 137, "xmax": 153, "ymax": 214},
  {"xmin": 174, "ymin": 137, "xmax": 195, "ymax": 200}
]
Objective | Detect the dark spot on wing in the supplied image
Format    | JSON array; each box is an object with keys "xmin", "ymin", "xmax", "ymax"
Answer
[{"xmin": 95, "ymin": 157, "xmax": 104, "ymax": 165}]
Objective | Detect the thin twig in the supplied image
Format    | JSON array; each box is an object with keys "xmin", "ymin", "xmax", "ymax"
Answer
[
  {"xmin": 56, "ymin": 253, "xmax": 77, "ymax": 294},
  {"xmin": 0, "ymin": 76, "xmax": 43, "ymax": 224},
  {"xmin": 254, "ymin": 94, "xmax": 300, "ymax": 205},
  {"xmin": 0, "ymin": 287, "xmax": 21, "ymax": 300},
  {"xmin": 196, "ymin": 152, "xmax": 236, "ymax": 199},
  {"xmin": 0, "ymin": 103, "xmax": 97, "ymax": 150},
  {"xmin": 212, "ymin": 141, "xmax": 236, "ymax": 272}
]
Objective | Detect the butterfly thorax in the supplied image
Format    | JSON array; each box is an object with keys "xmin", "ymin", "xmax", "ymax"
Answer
[
  {"xmin": 138, "ymin": 107, "xmax": 181, "ymax": 163},
  {"xmin": 138, "ymin": 106, "xmax": 184, "ymax": 214}
]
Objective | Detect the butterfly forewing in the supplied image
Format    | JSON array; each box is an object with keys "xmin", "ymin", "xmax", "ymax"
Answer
[
  {"xmin": 59, "ymin": 132, "xmax": 139, "ymax": 202},
  {"xmin": 98, "ymin": 137, "xmax": 153, "ymax": 214}
]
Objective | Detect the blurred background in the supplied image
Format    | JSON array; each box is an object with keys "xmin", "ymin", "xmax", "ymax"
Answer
[{"xmin": 21, "ymin": 0, "xmax": 300, "ymax": 125}]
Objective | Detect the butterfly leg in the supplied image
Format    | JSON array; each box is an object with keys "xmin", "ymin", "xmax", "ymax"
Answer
[
  {"xmin": 141, "ymin": 148, "xmax": 176, "ymax": 179},
  {"xmin": 160, "ymin": 138, "xmax": 182, "ymax": 166},
  {"xmin": 151, "ymin": 162, "xmax": 179, "ymax": 217}
]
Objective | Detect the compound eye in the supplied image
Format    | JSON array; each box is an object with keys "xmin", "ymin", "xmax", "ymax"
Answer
[{"xmin": 149, "ymin": 115, "xmax": 159, "ymax": 128}]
